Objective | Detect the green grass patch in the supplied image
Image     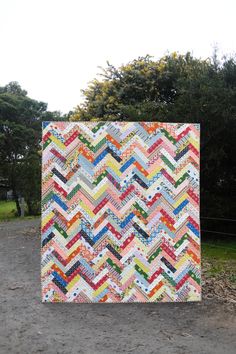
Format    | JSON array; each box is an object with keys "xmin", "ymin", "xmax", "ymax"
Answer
[
  {"xmin": 0, "ymin": 200, "xmax": 39, "ymax": 221},
  {"xmin": 202, "ymin": 238, "xmax": 236, "ymax": 276},
  {"xmin": 202, "ymin": 239, "xmax": 236, "ymax": 261},
  {"xmin": 0, "ymin": 200, "xmax": 17, "ymax": 220}
]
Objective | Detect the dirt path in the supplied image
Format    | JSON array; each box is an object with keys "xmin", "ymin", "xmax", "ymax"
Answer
[{"xmin": 0, "ymin": 219, "xmax": 235, "ymax": 354}]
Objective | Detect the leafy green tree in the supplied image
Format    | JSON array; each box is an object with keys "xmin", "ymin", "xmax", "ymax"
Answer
[
  {"xmin": 0, "ymin": 81, "xmax": 67, "ymax": 216},
  {"xmin": 71, "ymin": 53, "xmax": 236, "ymax": 217}
]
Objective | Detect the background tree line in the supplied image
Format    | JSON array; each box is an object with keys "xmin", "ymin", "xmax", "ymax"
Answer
[
  {"xmin": 0, "ymin": 52, "xmax": 236, "ymax": 219},
  {"xmin": 71, "ymin": 52, "xmax": 236, "ymax": 220},
  {"xmin": 0, "ymin": 82, "xmax": 68, "ymax": 215}
]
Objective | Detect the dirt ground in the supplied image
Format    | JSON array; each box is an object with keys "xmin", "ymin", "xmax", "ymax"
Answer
[{"xmin": 0, "ymin": 219, "xmax": 235, "ymax": 354}]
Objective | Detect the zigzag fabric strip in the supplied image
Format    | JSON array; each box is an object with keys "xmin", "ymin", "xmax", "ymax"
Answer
[{"xmin": 41, "ymin": 121, "xmax": 201, "ymax": 303}]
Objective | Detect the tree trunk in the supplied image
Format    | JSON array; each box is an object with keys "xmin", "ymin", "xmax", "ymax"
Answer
[
  {"xmin": 26, "ymin": 199, "xmax": 33, "ymax": 216},
  {"xmin": 12, "ymin": 189, "xmax": 21, "ymax": 216}
]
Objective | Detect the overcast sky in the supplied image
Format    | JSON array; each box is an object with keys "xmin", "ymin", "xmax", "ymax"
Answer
[{"xmin": 0, "ymin": 0, "xmax": 235, "ymax": 113}]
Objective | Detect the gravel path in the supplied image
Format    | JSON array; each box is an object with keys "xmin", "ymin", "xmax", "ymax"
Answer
[{"xmin": 0, "ymin": 219, "xmax": 235, "ymax": 354}]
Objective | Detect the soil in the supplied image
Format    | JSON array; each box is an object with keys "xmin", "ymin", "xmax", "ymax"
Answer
[{"xmin": 0, "ymin": 219, "xmax": 235, "ymax": 354}]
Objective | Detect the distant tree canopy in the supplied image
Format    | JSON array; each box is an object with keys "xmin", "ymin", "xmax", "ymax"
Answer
[
  {"xmin": 0, "ymin": 81, "xmax": 67, "ymax": 216},
  {"xmin": 71, "ymin": 53, "xmax": 236, "ymax": 217},
  {"xmin": 1, "ymin": 52, "xmax": 236, "ymax": 218}
]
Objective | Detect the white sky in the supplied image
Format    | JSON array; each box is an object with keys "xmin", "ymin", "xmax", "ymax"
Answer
[{"xmin": 0, "ymin": 0, "xmax": 235, "ymax": 113}]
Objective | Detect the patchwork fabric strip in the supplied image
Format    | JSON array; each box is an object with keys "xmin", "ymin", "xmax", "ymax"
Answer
[{"xmin": 41, "ymin": 121, "xmax": 201, "ymax": 302}]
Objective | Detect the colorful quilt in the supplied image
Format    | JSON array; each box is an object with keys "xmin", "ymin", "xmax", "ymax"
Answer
[{"xmin": 41, "ymin": 121, "xmax": 201, "ymax": 303}]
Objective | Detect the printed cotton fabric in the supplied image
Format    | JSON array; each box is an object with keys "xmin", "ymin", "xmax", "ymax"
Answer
[{"xmin": 41, "ymin": 122, "xmax": 201, "ymax": 302}]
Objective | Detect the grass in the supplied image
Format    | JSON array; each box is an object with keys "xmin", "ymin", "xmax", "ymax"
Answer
[
  {"xmin": 0, "ymin": 200, "xmax": 39, "ymax": 221},
  {"xmin": 0, "ymin": 200, "xmax": 17, "ymax": 220},
  {"xmin": 202, "ymin": 239, "xmax": 236, "ymax": 261},
  {"xmin": 202, "ymin": 238, "xmax": 236, "ymax": 278}
]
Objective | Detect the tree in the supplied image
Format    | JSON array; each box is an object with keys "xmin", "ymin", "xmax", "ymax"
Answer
[
  {"xmin": 0, "ymin": 83, "xmax": 45, "ymax": 215},
  {"xmin": 71, "ymin": 53, "xmax": 236, "ymax": 217},
  {"xmin": 0, "ymin": 81, "xmax": 67, "ymax": 216}
]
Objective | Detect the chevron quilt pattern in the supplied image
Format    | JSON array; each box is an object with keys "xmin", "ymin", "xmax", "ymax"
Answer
[{"xmin": 41, "ymin": 121, "xmax": 201, "ymax": 303}]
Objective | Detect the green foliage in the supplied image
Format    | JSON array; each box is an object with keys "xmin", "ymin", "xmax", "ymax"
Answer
[
  {"xmin": 0, "ymin": 81, "xmax": 66, "ymax": 216},
  {"xmin": 1, "ymin": 53, "xmax": 236, "ymax": 219},
  {"xmin": 71, "ymin": 52, "xmax": 236, "ymax": 217}
]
